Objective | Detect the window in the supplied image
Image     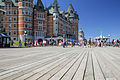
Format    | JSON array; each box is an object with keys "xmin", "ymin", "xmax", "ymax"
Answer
[
  {"xmin": 8, "ymin": 24, "xmax": 11, "ymax": 28},
  {"xmin": 24, "ymin": 17, "xmax": 28, "ymax": 21},
  {"xmin": 14, "ymin": 24, "xmax": 16, "ymax": 28},
  {"xmin": 9, "ymin": 10, "xmax": 11, "ymax": 14},
  {"xmin": 8, "ymin": 17, "xmax": 11, "ymax": 21},
  {"xmin": 1, "ymin": 24, "xmax": 4, "ymax": 28},
  {"xmin": 30, "ymin": 24, "xmax": 32, "ymax": 28},
  {"xmin": 13, "ymin": 17, "xmax": 16, "ymax": 21},
  {"xmin": 29, "ymin": 17, "xmax": 30, "ymax": 21},
  {"xmin": 22, "ymin": 10, "xmax": 24, "ymax": 14},
  {"xmin": 28, "ymin": 24, "xmax": 30, "ymax": 28},
  {"xmin": 38, "ymin": 20, "xmax": 42, "ymax": 24},
  {"xmin": 38, "ymin": 25, "xmax": 42, "ymax": 30},
  {"xmin": 26, "ymin": 11, "xmax": 28, "ymax": 15},
  {"xmin": 14, "ymin": 10, "xmax": 17, "ymax": 14},
  {"xmin": 29, "ymin": 30, "xmax": 32, "ymax": 35},
  {"xmin": 70, "ymin": 10, "xmax": 73, "ymax": 13},
  {"xmin": 38, "ymin": 32, "xmax": 42, "ymax": 37},
  {"xmin": 14, "ymin": 31, "xmax": 16, "ymax": 35},
  {"xmin": 24, "ymin": 24, "xmax": 27, "ymax": 28},
  {"xmin": 1, "ymin": 17, "xmax": 4, "ymax": 21},
  {"xmin": 6, "ymin": 11, "xmax": 8, "ymax": 14},
  {"xmin": 9, "ymin": 4, "xmax": 12, "ymax": 8},
  {"xmin": 29, "ymin": 3, "xmax": 30, "ymax": 7},
  {"xmin": 27, "ymin": 30, "xmax": 30, "ymax": 35},
  {"xmin": 38, "ymin": 13, "xmax": 44, "ymax": 18},
  {"xmin": 72, "ymin": 27, "xmax": 76, "ymax": 29},
  {"xmin": 30, "ymin": 12, "xmax": 32, "ymax": 15},
  {"xmin": 22, "ymin": 2, "xmax": 25, "ymax": 7}
]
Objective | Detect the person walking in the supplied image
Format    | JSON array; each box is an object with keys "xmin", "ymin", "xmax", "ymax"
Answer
[
  {"xmin": 63, "ymin": 40, "xmax": 67, "ymax": 48},
  {"xmin": 59, "ymin": 40, "xmax": 62, "ymax": 46},
  {"xmin": 88, "ymin": 39, "xmax": 91, "ymax": 48},
  {"xmin": 3, "ymin": 41, "xmax": 5, "ymax": 48},
  {"xmin": 104, "ymin": 39, "xmax": 107, "ymax": 47},
  {"xmin": 112, "ymin": 39, "xmax": 115, "ymax": 47},
  {"xmin": 35, "ymin": 40, "xmax": 37, "ymax": 47},
  {"xmin": 19, "ymin": 40, "xmax": 22, "ymax": 47},
  {"xmin": 11, "ymin": 40, "xmax": 14, "ymax": 47},
  {"xmin": 43, "ymin": 40, "xmax": 46, "ymax": 47},
  {"xmin": 117, "ymin": 39, "xmax": 119, "ymax": 47}
]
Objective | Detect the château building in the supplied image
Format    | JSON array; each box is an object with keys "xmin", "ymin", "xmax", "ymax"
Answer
[{"xmin": 0, "ymin": 0, "xmax": 79, "ymax": 42}]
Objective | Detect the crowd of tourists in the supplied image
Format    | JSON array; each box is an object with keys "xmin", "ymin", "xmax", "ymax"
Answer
[
  {"xmin": 9, "ymin": 38, "xmax": 120, "ymax": 48},
  {"xmin": 78, "ymin": 39, "xmax": 120, "ymax": 48}
]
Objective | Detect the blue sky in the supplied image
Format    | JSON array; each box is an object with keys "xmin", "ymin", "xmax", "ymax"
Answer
[{"xmin": 34, "ymin": 0, "xmax": 120, "ymax": 40}]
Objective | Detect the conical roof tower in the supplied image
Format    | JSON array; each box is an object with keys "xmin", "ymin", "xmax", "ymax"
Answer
[
  {"xmin": 53, "ymin": 0, "xmax": 59, "ymax": 13},
  {"xmin": 34, "ymin": 0, "xmax": 44, "ymax": 11}
]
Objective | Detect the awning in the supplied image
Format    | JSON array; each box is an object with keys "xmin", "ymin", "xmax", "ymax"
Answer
[{"xmin": 0, "ymin": 33, "xmax": 9, "ymax": 38}]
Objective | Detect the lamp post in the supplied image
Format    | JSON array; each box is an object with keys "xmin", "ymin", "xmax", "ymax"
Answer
[
  {"xmin": 108, "ymin": 34, "xmax": 111, "ymax": 46},
  {"xmin": 24, "ymin": 30, "xmax": 27, "ymax": 47}
]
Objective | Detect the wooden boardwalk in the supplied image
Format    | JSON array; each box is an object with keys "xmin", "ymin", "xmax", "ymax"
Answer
[{"xmin": 0, "ymin": 47, "xmax": 120, "ymax": 80}]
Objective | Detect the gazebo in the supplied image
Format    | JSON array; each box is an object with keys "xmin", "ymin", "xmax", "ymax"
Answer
[
  {"xmin": 95, "ymin": 35, "xmax": 109, "ymax": 41},
  {"xmin": 0, "ymin": 33, "xmax": 10, "ymax": 48}
]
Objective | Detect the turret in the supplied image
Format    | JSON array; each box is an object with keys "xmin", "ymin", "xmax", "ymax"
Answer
[
  {"xmin": 34, "ymin": 0, "xmax": 44, "ymax": 11},
  {"xmin": 53, "ymin": 0, "xmax": 59, "ymax": 36}
]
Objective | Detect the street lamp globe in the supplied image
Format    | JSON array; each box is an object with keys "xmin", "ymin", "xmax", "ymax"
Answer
[
  {"xmin": 108, "ymin": 34, "xmax": 111, "ymax": 37},
  {"xmin": 24, "ymin": 31, "xmax": 27, "ymax": 35}
]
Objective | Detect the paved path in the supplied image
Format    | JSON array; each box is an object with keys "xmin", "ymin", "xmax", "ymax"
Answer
[{"xmin": 0, "ymin": 47, "xmax": 120, "ymax": 80}]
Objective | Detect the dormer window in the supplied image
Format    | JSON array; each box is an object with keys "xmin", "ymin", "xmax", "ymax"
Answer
[{"xmin": 70, "ymin": 10, "xmax": 73, "ymax": 13}]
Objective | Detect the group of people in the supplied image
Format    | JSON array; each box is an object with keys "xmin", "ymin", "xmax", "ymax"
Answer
[
  {"xmin": 9, "ymin": 38, "xmax": 120, "ymax": 48},
  {"xmin": 78, "ymin": 39, "xmax": 120, "ymax": 48},
  {"xmin": 112, "ymin": 39, "xmax": 120, "ymax": 47}
]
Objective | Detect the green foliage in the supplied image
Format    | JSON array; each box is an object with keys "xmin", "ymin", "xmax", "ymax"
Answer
[{"xmin": 10, "ymin": 41, "xmax": 28, "ymax": 47}]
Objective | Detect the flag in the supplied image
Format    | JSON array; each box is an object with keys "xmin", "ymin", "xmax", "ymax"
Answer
[{"xmin": 99, "ymin": 29, "xmax": 102, "ymax": 31}]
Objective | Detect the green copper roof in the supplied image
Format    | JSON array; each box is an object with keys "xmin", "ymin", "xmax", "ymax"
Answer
[
  {"xmin": 34, "ymin": 0, "xmax": 44, "ymax": 11},
  {"xmin": 67, "ymin": 3, "xmax": 79, "ymax": 19},
  {"xmin": 53, "ymin": 0, "xmax": 59, "ymax": 13},
  {"xmin": 0, "ymin": 0, "xmax": 5, "ymax": 6},
  {"xmin": 67, "ymin": 3, "xmax": 74, "ymax": 13},
  {"xmin": 0, "ymin": 0, "xmax": 18, "ymax": 6},
  {"xmin": 53, "ymin": 0, "xmax": 59, "ymax": 7},
  {"xmin": 48, "ymin": 6, "xmax": 54, "ymax": 14},
  {"xmin": 12, "ymin": 0, "xmax": 18, "ymax": 6}
]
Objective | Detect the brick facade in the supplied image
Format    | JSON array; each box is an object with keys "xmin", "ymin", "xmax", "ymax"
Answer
[{"xmin": 0, "ymin": 0, "xmax": 79, "ymax": 41}]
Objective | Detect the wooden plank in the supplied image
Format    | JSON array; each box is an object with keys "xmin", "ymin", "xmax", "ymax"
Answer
[
  {"xmin": 92, "ymin": 50, "xmax": 105, "ymax": 80},
  {"xmin": 72, "ymin": 51, "xmax": 88, "ymax": 80},
  {"xmin": 49, "ymin": 50, "xmax": 85, "ymax": 80},
  {"xmin": 94, "ymin": 49, "xmax": 117, "ymax": 80},
  {"xmin": 37, "ymin": 53, "xmax": 79, "ymax": 80},
  {"xmin": 60, "ymin": 51, "xmax": 86, "ymax": 80},
  {"xmin": 84, "ymin": 49, "xmax": 94, "ymax": 80},
  {"xmin": 14, "ymin": 51, "xmax": 79, "ymax": 80},
  {"xmin": 0, "ymin": 50, "xmax": 75, "ymax": 80},
  {"xmin": 98, "ymin": 48, "xmax": 120, "ymax": 79}
]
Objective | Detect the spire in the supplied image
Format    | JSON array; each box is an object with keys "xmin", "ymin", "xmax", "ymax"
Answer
[
  {"xmin": 79, "ymin": 28, "xmax": 84, "ymax": 33},
  {"xmin": 53, "ymin": 0, "xmax": 59, "ymax": 13},
  {"xmin": 34, "ymin": 0, "xmax": 44, "ymax": 11},
  {"xmin": 67, "ymin": 3, "xmax": 74, "ymax": 13}
]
